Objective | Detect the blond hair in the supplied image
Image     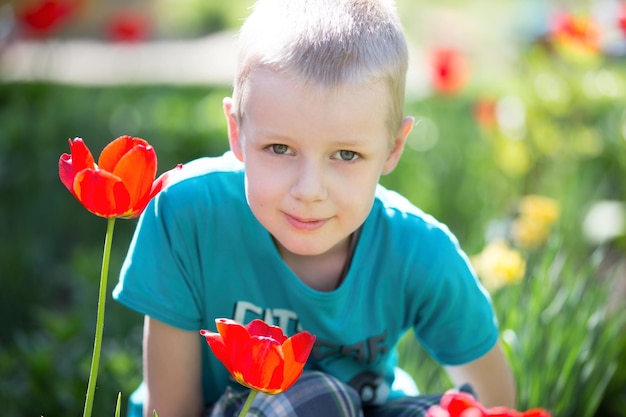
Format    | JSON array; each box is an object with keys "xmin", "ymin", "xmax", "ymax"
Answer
[{"xmin": 232, "ymin": 0, "xmax": 409, "ymax": 134}]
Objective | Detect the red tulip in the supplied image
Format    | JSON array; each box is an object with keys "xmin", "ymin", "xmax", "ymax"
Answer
[
  {"xmin": 17, "ymin": 0, "xmax": 78, "ymax": 38},
  {"xmin": 200, "ymin": 318, "xmax": 316, "ymax": 395},
  {"xmin": 551, "ymin": 12, "xmax": 600, "ymax": 55},
  {"xmin": 473, "ymin": 98, "xmax": 498, "ymax": 130},
  {"xmin": 430, "ymin": 47, "xmax": 470, "ymax": 95},
  {"xmin": 106, "ymin": 10, "xmax": 151, "ymax": 43},
  {"xmin": 442, "ymin": 391, "xmax": 487, "ymax": 416},
  {"xmin": 619, "ymin": 3, "xmax": 626, "ymax": 37},
  {"xmin": 426, "ymin": 392, "xmax": 552, "ymax": 417},
  {"xmin": 59, "ymin": 135, "xmax": 181, "ymax": 218}
]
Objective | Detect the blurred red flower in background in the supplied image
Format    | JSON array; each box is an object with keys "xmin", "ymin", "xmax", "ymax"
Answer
[
  {"xmin": 430, "ymin": 47, "xmax": 470, "ymax": 95},
  {"xmin": 618, "ymin": 2, "xmax": 626, "ymax": 37},
  {"xmin": 426, "ymin": 391, "xmax": 552, "ymax": 417},
  {"xmin": 550, "ymin": 11, "xmax": 600, "ymax": 55},
  {"xmin": 473, "ymin": 97, "xmax": 498, "ymax": 130},
  {"xmin": 16, "ymin": 0, "xmax": 80, "ymax": 38},
  {"xmin": 106, "ymin": 10, "xmax": 151, "ymax": 43}
]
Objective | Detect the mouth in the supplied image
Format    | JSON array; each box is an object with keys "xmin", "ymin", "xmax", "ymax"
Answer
[{"xmin": 284, "ymin": 213, "xmax": 329, "ymax": 231}]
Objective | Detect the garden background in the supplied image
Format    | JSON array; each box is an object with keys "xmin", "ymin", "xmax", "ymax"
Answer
[{"xmin": 1, "ymin": 0, "xmax": 625, "ymax": 416}]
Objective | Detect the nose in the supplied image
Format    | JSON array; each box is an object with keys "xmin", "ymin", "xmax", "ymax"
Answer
[{"xmin": 290, "ymin": 158, "xmax": 327, "ymax": 202}]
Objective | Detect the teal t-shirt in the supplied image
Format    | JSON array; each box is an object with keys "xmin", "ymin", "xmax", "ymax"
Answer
[{"xmin": 113, "ymin": 151, "xmax": 498, "ymax": 413}]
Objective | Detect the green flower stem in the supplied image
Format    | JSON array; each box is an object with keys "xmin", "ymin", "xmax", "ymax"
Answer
[
  {"xmin": 238, "ymin": 389, "xmax": 259, "ymax": 417},
  {"xmin": 83, "ymin": 217, "xmax": 116, "ymax": 417}
]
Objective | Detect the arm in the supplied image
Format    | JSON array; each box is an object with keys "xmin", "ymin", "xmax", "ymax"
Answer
[
  {"xmin": 444, "ymin": 341, "xmax": 516, "ymax": 408},
  {"xmin": 143, "ymin": 316, "xmax": 204, "ymax": 417}
]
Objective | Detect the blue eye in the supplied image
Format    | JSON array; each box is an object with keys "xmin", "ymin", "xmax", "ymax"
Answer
[
  {"xmin": 337, "ymin": 150, "xmax": 359, "ymax": 161},
  {"xmin": 271, "ymin": 144, "xmax": 290, "ymax": 154}
]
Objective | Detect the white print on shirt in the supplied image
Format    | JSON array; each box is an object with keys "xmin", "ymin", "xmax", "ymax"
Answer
[{"xmin": 233, "ymin": 300, "xmax": 304, "ymax": 333}]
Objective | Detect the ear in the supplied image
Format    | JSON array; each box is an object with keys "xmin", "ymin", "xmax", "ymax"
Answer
[
  {"xmin": 382, "ymin": 116, "xmax": 413, "ymax": 175},
  {"xmin": 223, "ymin": 97, "xmax": 244, "ymax": 162}
]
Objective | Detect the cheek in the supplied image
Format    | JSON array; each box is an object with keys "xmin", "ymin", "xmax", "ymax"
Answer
[
  {"xmin": 245, "ymin": 176, "xmax": 267, "ymax": 204},
  {"xmin": 244, "ymin": 167, "xmax": 283, "ymax": 207},
  {"xmin": 333, "ymin": 170, "xmax": 379, "ymax": 208}
]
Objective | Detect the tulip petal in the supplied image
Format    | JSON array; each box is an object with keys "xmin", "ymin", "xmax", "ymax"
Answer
[
  {"xmin": 112, "ymin": 145, "xmax": 157, "ymax": 208},
  {"xmin": 520, "ymin": 410, "xmax": 551, "ymax": 417},
  {"xmin": 59, "ymin": 138, "xmax": 95, "ymax": 195},
  {"xmin": 240, "ymin": 336, "xmax": 284, "ymax": 392},
  {"xmin": 284, "ymin": 331, "xmax": 315, "ymax": 363},
  {"xmin": 460, "ymin": 409, "xmax": 485, "ymax": 417},
  {"xmin": 280, "ymin": 332, "xmax": 315, "ymax": 390},
  {"xmin": 200, "ymin": 329, "xmax": 232, "ymax": 374},
  {"xmin": 426, "ymin": 405, "xmax": 451, "ymax": 417},
  {"xmin": 246, "ymin": 319, "xmax": 288, "ymax": 343},
  {"xmin": 73, "ymin": 169, "xmax": 130, "ymax": 217},
  {"xmin": 59, "ymin": 153, "xmax": 78, "ymax": 197},
  {"xmin": 442, "ymin": 392, "xmax": 486, "ymax": 417},
  {"xmin": 128, "ymin": 163, "xmax": 182, "ymax": 219},
  {"xmin": 216, "ymin": 319, "xmax": 249, "ymax": 343},
  {"xmin": 487, "ymin": 408, "xmax": 519, "ymax": 417},
  {"xmin": 434, "ymin": 391, "xmax": 550, "ymax": 417},
  {"xmin": 98, "ymin": 136, "xmax": 149, "ymax": 172},
  {"xmin": 216, "ymin": 319, "xmax": 252, "ymax": 371},
  {"xmin": 70, "ymin": 137, "xmax": 96, "ymax": 171}
]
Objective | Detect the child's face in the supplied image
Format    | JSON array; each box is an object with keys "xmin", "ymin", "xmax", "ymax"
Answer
[{"xmin": 225, "ymin": 68, "xmax": 412, "ymax": 258}]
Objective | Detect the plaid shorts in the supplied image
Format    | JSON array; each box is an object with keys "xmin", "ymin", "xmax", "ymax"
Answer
[{"xmin": 206, "ymin": 371, "xmax": 474, "ymax": 417}]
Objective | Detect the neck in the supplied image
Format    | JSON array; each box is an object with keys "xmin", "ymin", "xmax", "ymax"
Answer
[{"xmin": 276, "ymin": 235, "xmax": 353, "ymax": 292}]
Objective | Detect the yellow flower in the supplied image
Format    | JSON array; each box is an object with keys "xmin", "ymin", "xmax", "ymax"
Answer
[
  {"xmin": 471, "ymin": 240, "xmax": 526, "ymax": 293},
  {"xmin": 518, "ymin": 195, "xmax": 560, "ymax": 224},
  {"xmin": 512, "ymin": 195, "xmax": 560, "ymax": 249}
]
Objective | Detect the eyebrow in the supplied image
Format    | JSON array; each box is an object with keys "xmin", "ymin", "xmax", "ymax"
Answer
[{"xmin": 248, "ymin": 126, "xmax": 380, "ymax": 148}]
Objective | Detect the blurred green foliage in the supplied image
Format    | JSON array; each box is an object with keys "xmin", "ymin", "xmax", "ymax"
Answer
[{"xmin": 155, "ymin": 0, "xmax": 255, "ymax": 37}]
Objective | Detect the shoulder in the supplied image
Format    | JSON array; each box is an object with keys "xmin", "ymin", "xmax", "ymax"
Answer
[
  {"xmin": 166, "ymin": 151, "xmax": 244, "ymax": 188},
  {"xmin": 372, "ymin": 185, "xmax": 458, "ymax": 247},
  {"xmin": 158, "ymin": 152, "xmax": 244, "ymax": 201},
  {"xmin": 145, "ymin": 151, "xmax": 247, "ymax": 222},
  {"xmin": 364, "ymin": 185, "xmax": 470, "ymax": 282}
]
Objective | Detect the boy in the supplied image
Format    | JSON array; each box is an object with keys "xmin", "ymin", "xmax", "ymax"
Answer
[{"xmin": 113, "ymin": 0, "xmax": 516, "ymax": 416}]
